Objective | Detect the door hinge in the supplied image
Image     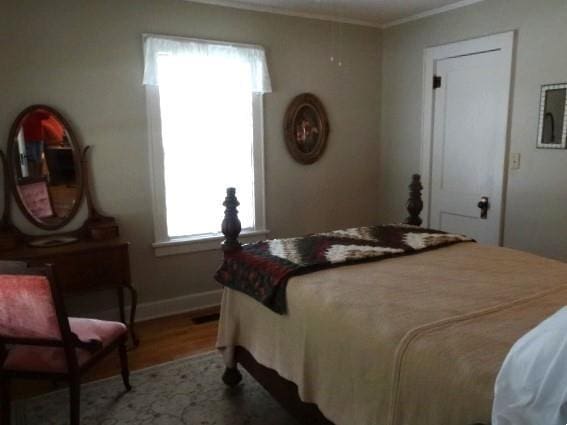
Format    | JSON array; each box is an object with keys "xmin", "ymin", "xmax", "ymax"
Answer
[{"xmin": 433, "ymin": 75, "xmax": 442, "ymax": 89}]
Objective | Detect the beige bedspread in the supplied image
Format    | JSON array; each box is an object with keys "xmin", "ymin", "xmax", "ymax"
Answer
[{"xmin": 216, "ymin": 243, "xmax": 567, "ymax": 425}]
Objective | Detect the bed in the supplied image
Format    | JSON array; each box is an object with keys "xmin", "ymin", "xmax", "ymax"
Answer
[{"xmin": 215, "ymin": 175, "xmax": 567, "ymax": 425}]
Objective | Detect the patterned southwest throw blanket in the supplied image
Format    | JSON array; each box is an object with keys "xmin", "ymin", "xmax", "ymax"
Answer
[{"xmin": 215, "ymin": 224, "xmax": 473, "ymax": 314}]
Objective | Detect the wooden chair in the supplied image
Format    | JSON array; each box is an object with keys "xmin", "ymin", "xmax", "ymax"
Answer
[{"xmin": 0, "ymin": 261, "xmax": 131, "ymax": 425}]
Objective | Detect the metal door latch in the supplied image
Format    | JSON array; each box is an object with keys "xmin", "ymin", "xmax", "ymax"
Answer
[{"xmin": 477, "ymin": 196, "xmax": 489, "ymax": 219}]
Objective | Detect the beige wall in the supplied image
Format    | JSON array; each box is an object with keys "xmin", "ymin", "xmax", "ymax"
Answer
[
  {"xmin": 9, "ymin": 0, "xmax": 563, "ymax": 312},
  {"xmin": 380, "ymin": 0, "xmax": 567, "ymax": 260},
  {"xmin": 2, "ymin": 0, "xmax": 382, "ymax": 309}
]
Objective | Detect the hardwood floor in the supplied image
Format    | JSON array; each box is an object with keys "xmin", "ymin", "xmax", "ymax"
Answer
[{"xmin": 13, "ymin": 307, "xmax": 219, "ymax": 400}]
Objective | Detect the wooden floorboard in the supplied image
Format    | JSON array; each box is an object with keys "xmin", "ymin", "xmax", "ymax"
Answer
[{"xmin": 13, "ymin": 307, "xmax": 219, "ymax": 400}]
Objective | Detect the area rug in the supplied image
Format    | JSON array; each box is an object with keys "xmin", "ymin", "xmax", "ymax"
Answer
[{"xmin": 14, "ymin": 352, "xmax": 298, "ymax": 425}]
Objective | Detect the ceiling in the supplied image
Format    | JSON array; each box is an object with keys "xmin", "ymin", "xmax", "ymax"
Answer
[{"xmin": 186, "ymin": 0, "xmax": 486, "ymax": 28}]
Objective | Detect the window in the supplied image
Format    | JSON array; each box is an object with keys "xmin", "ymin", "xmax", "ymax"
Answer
[{"xmin": 143, "ymin": 35, "xmax": 271, "ymax": 256}]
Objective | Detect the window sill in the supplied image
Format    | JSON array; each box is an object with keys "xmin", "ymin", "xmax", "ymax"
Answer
[{"xmin": 152, "ymin": 229, "xmax": 270, "ymax": 257}]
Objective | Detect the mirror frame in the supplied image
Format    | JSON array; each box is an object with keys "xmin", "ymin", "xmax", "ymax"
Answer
[
  {"xmin": 7, "ymin": 104, "xmax": 84, "ymax": 230},
  {"xmin": 536, "ymin": 83, "xmax": 567, "ymax": 149}
]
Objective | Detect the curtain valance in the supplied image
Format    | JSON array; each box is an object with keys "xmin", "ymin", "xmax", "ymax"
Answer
[{"xmin": 142, "ymin": 34, "xmax": 272, "ymax": 93}]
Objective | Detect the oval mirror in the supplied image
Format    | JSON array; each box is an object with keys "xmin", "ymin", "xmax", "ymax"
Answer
[{"xmin": 7, "ymin": 105, "xmax": 83, "ymax": 230}]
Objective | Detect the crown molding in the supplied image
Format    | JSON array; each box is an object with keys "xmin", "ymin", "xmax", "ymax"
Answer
[
  {"xmin": 381, "ymin": 0, "xmax": 487, "ymax": 29},
  {"xmin": 183, "ymin": 0, "xmax": 488, "ymax": 30},
  {"xmin": 183, "ymin": 0, "xmax": 382, "ymax": 28}
]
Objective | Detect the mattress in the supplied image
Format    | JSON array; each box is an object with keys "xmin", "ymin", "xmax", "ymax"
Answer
[{"xmin": 217, "ymin": 243, "xmax": 567, "ymax": 425}]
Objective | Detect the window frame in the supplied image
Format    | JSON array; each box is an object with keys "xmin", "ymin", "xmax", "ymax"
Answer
[{"xmin": 145, "ymin": 70, "xmax": 268, "ymax": 257}]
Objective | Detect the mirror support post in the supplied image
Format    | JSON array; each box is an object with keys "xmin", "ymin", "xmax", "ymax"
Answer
[
  {"xmin": 81, "ymin": 146, "xmax": 119, "ymax": 240},
  {"xmin": 0, "ymin": 150, "xmax": 20, "ymax": 250}
]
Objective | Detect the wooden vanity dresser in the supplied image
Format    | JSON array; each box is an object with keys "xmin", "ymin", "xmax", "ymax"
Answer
[{"xmin": 0, "ymin": 104, "xmax": 139, "ymax": 347}]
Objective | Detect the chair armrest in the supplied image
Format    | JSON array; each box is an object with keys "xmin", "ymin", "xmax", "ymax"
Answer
[{"xmin": 71, "ymin": 333, "xmax": 102, "ymax": 353}]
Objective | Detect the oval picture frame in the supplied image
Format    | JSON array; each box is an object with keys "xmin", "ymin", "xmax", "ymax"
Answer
[{"xmin": 284, "ymin": 93, "xmax": 329, "ymax": 164}]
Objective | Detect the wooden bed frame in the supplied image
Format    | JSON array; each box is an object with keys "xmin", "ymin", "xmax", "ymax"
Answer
[{"xmin": 218, "ymin": 174, "xmax": 486, "ymax": 425}]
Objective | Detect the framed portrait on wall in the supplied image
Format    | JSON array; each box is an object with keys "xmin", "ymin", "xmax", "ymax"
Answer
[{"xmin": 284, "ymin": 93, "xmax": 330, "ymax": 164}]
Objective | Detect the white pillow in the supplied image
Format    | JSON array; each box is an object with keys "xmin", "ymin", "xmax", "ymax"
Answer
[{"xmin": 493, "ymin": 306, "xmax": 567, "ymax": 425}]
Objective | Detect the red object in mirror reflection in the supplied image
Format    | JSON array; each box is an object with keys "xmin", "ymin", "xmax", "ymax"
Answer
[{"xmin": 22, "ymin": 110, "xmax": 65, "ymax": 145}]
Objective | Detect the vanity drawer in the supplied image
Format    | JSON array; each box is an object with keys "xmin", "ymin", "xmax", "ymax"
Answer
[
  {"xmin": 51, "ymin": 245, "xmax": 130, "ymax": 293},
  {"xmin": 2, "ymin": 240, "xmax": 131, "ymax": 294}
]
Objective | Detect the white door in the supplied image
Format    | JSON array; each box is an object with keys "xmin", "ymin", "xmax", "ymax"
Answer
[{"xmin": 428, "ymin": 35, "xmax": 513, "ymax": 245}]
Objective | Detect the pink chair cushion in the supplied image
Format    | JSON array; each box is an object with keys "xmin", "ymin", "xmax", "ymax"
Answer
[
  {"xmin": 0, "ymin": 275, "xmax": 61, "ymax": 340},
  {"xmin": 2, "ymin": 318, "xmax": 127, "ymax": 373}
]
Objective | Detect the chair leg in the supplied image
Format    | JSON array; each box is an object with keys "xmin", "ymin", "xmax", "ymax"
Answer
[
  {"xmin": 69, "ymin": 376, "xmax": 80, "ymax": 425},
  {"xmin": 119, "ymin": 342, "xmax": 131, "ymax": 391},
  {"xmin": 1, "ymin": 375, "xmax": 11, "ymax": 425}
]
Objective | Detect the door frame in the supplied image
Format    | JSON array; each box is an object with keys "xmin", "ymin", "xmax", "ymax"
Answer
[{"xmin": 420, "ymin": 31, "xmax": 515, "ymax": 236}]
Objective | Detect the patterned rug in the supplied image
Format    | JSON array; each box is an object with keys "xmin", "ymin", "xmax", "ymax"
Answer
[{"xmin": 14, "ymin": 352, "xmax": 298, "ymax": 425}]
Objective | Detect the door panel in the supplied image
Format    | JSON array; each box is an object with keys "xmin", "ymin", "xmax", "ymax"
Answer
[{"xmin": 430, "ymin": 49, "xmax": 510, "ymax": 245}]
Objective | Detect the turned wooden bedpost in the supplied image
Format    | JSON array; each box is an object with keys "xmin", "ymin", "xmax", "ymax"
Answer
[
  {"xmin": 221, "ymin": 187, "xmax": 244, "ymax": 387},
  {"xmin": 222, "ymin": 365, "xmax": 243, "ymax": 388},
  {"xmin": 404, "ymin": 174, "xmax": 423, "ymax": 226},
  {"xmin": 221, "ymin": 188, "xmax": 242, "ymax": 253}
]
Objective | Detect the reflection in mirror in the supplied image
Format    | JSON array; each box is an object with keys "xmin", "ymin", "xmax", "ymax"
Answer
[
  {"xmin": 8, "ymin": 106, "xmax": 83, "ymax": 230},
  {"xmin": 537, "ymin": 84, "xmax": 567, "ymax": 149}
]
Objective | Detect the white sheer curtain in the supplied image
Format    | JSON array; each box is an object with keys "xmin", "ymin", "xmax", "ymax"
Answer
[
  {"xmin": 143, "ymin": 35, "xmax": 272, "ymax": 93},
  {"xmin": 143, "ymin": 35, "xmax": 271, "ymax": 238}
]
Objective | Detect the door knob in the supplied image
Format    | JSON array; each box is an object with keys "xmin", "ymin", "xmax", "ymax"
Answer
[{"xmin": 477, "ymin": 196, "xmax": 489, "ymax": 219}]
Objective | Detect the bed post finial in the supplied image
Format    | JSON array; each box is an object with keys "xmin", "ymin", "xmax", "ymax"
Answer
[
  {"xmin": 221, "ymin": 187, "xmax": 242, "ymax": 252},
  {"xmin": 405, "ymin": 174, "xmax": 423, "ymax": 226}
]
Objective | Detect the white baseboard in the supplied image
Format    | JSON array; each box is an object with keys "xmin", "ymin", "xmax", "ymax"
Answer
[{"xmin": 97, "ymin": 289, "xmax": 223, "ymax": 323}]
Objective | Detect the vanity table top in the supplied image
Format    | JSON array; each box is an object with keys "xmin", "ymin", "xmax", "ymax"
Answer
[{"xmin": 0, "ymin": 238, "xmax": 129, "ymax": 260}]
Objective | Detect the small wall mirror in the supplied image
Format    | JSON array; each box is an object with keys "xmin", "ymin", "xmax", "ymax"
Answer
[
  {"xmin": 537, "ymin": 83, "xmax": 567, "ymax": 149},
  {"xmin": 7, "ymin": 105, "xmax": 83, "ymax": 230}
]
